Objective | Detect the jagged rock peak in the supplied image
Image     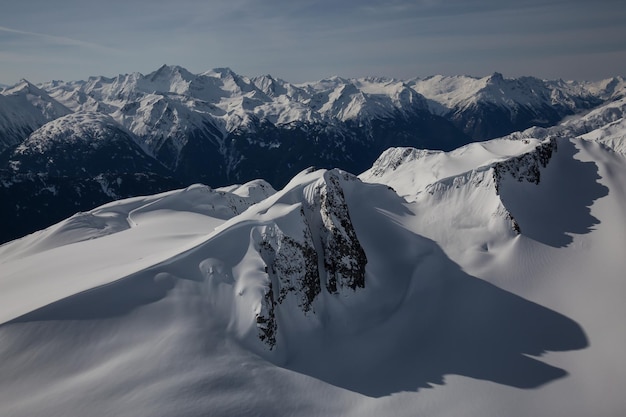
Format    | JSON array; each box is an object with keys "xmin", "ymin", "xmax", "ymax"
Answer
[
  {"xmin": 493, "ymin": 137, "xmax": 558, "ymax": 193},
  {"xmin": 250, "ymin": 168, "xmax": 369, "ymax": 348},
  {"xmin": 308, "ymin": 170, "xmax": 367, "ymax": 294},
  {"xmin": 148, "ymin": 64, "xmax": 195, "ymax": 80}
]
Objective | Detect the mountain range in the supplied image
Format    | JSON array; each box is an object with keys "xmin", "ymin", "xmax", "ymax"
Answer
[
  {"xmin": 2, "ymin": 66, "xmax": 625, "ymax": 243},
  {"xmin": 1, "ymin": 94, "xmax": 624, "ymax": 415}
]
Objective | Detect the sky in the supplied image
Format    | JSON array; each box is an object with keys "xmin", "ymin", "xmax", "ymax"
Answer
[{"xmin": 1, "ymin": 0, "xmax": 625, "ymax": 85}]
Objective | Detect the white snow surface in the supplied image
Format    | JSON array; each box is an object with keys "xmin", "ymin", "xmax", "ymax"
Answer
[
  {"xmin": 36, "ymin": 66, "xmax": 613, "ymax": 164},
  {"xmin": 410, "ymin": 72, "xmax": 597, "ymax": 115},
  {"xmin": 504, "ymin": 97, "xmax": 626, "ymax": 154},
  {"xmin": 15, "ymin": 111, "xmax": 132, "ymax": 154},
  {"xmin": 0, "ymin": 80, "xmax": 71, "ymax": 151},
  {"xmin": 1, "ymin": 113, "xmax": 625, "ymax": 416}
]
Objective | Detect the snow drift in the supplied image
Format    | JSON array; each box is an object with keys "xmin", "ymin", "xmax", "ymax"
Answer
[{"xmin": 1, "ymin": 120, "xmax": 625, "ymax": 416}]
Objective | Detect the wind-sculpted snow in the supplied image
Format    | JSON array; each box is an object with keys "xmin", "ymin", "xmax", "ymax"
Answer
[
  {"xmin": 1, "ymin": 131, "xmax": 626, "ymax": 417},
  {"xmin": 0, "ymin": 181, "xmax": 274, "ymax": 265},
  {"xmin": 497, "ymin": 139, "xmax": 609, "ymax": 247},
  {"xmin": 361, "ymin": 137, "xmax": 543, "ymax": 199},
  {"xmin": 0, "ymin": 68, "xmax": 625, "ymax": 416},
  {"xmin": 361, "ymin": 134, "xmax": 612, "ymax": 255},
  {"xmin": 0, "ymin": 112, "xmax": 183, "ymax": 242}
]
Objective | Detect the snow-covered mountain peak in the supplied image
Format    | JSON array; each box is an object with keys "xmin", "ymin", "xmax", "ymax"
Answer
[
  {"xmin": 148, "ymin": 64, "xmax": 195, "ymax": 81},
  {"xmin": 251, "ymin": 74, "xmax": 289, "ymax": 98},
  {"xmin": 2, "ymin": 79, "xmax": 70, "ymax": 116},
  {"xmin": 201, "ymin": 67, "xmax": 237, "ymax": 78},
  {"xmin": 0, "ymin": 79, "xmax": 72, "ymax": 152},
  {"xmin": 361, "ymin": 136, "xmax": 567, "ymax": 261},
  {"xmin": 17, "ymin": 111, "xmax": 130, "ymax": 153},
  {"xmin": 3, "ymin": 79, "xmax": 46, "ymax": 96},
  {"xmin": 412, "ymin": 73, "xmax": 596, "ymax": 113},
  {"xmin": 410, "ymin": 74, "xmax": 487, "ymax": 110},
  {"xmin": 486, "ymin": 71, "xmax": 505, "ymax": 83},
  {"xmin": 361, "ymin": 137, "xmax": 544, "ymax": 199},
  {"xmin": 580, "ymin": 76, "xmax": 626, "ymax": 100},
  {"xmin": 216, "ymin": 178, "xmax": 276, "ymax": 200}
]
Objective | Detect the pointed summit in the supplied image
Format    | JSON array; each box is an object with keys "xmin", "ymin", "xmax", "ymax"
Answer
[
  {"xmin": 487, "ymin": 72, "xmax": 505, "ymax": 83},
  {"xmin": 202, "ymin": 67, "xmax": 239, "ymax": 79},
  {"xmin": 3, "ymin": 79, "xmax": 46, "ymax": 96},
  {"xmin": 147, "ymin": 64, "xmax": 195, "ymax": 82}
]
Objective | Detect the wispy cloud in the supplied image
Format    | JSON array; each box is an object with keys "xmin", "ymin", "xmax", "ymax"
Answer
[{"xmin": 0, "ymin": 25, "xmax": 121, "ymax": 53}]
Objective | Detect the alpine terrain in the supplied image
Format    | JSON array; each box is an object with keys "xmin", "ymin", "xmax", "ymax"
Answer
[
  {"xmin": 0, "ymin": 83, "xmax": 625, "ymax": 416},
  {"xmin": 1, "ymin": 66, "xmax": 623, "ymax": 243}
]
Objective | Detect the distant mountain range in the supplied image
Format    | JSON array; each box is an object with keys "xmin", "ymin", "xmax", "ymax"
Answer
[{"xmin": 0, "ymin": 66, "xmax": 625, "ymax": 243}]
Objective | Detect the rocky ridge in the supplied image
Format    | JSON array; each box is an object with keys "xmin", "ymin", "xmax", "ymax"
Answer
[{"xmin": 252, "ymin": 170, "xmax": 368, "ymax": 348}]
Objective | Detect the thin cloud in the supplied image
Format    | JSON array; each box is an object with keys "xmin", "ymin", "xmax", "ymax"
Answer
[{"xmin": 0, "ymin": 25, "xmax": 121, "ymax": 53}]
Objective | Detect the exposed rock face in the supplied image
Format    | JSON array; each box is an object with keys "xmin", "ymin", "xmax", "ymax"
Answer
[
  {"xmin": 493, "ymin": 137, "xmax": 557, "ymax": 192},
  {"xmin": 492, "ymin": 137, "xmax": 558, "ymax": 234},
  {"xmin": 316, "ymin": 172, "xmax": 367, "ymax": 294},
  {"xmin": 253, "ymin": 170, "xmax": 368, "ymax": 349},
  {"xmin": 256, "ymin": 282, "xmax": 277, "ymax": 348},
  {"xmin": 259, "ymin": 219, "xmax": 321, "ymax": 312}
]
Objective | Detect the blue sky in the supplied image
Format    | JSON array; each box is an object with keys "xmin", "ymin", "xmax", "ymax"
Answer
[{"xmin": 1, "ymin": 0, "xmax": 625, "ymax": 85}]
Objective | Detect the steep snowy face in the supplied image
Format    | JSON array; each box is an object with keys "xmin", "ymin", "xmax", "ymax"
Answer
[
  {"xmin": 0, "ymin": 80, "xmax": 71, "ymax": 152},
  {"xmin": 3, "ymin": 81, "xmax": 71, "ymax": 121},
  {"xmin": 361, "ymin": 136, "xmax": 567, "ymax": 262}
]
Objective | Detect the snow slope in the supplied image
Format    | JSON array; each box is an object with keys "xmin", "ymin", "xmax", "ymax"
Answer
[
  {"xmin": 1, "ymin": 119, "xmax": 625, "ymax": 416},
  {"xmin": 505, "ymin": 96, "xmax": 626, "ymax": 155},
  {"xmin": 0, "ymin": 80, "xmax": 71, "ymax": 152}
]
